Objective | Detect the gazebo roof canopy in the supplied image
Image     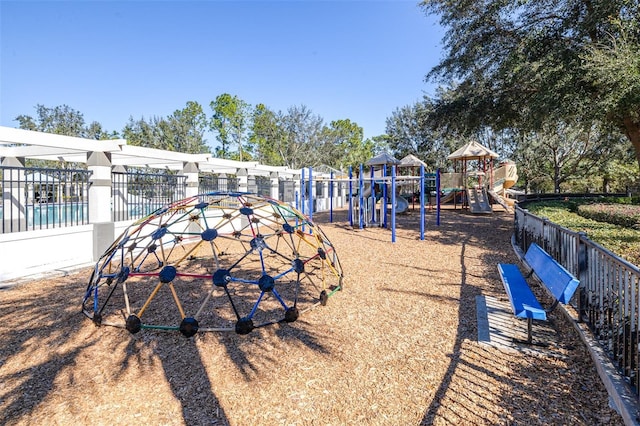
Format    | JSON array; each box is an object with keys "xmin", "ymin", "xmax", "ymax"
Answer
[
  {"xmin": 398, "ymin": 154, "xmax": 428, "ymax": 168},
  {"xmin": 447, "ymin": 140, "xmax": 499, "ymax": 161},
  {"xmin": 365, "ymin": 151, "xmax": 400, "ymax": 166}
]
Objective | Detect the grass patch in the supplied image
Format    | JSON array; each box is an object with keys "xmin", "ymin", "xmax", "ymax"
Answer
[{"xmin": 525, "ymin": 199, "xmax": 640, "ymax": 266}]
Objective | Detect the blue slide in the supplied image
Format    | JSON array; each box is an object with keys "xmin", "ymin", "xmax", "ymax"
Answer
[{"xmin": 395, "ymin": 196, "xmax": 409, "ymax": 213}]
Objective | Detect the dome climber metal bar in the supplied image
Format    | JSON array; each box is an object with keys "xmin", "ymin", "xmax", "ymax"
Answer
[{"xmin": 82, "ymin": 192, "xmax": 344, "ymax": 336}]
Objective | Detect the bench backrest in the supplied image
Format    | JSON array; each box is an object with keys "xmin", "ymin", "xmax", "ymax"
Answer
[{"xmin": 524, "ymin": 243, "xmax": 579, "ymax": 304}]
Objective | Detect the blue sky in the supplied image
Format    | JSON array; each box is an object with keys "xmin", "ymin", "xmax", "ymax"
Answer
[{"xmin": 1, "ymin": 1, "xmax": 444, "ymax": 149}]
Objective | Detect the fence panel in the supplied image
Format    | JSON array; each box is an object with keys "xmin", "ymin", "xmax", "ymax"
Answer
[
  {"xmin": 515, "ymin": 205, "xmax": 640, "ymax": 396},
  {"xmin": 198, "ymin": 175, "xmax": 239, "ymax": 194},
  {"xmin": 279, "ymin": 180, "xmax": 295, "ymax": 202},
  {"xmin": 112, "ymin": 170, "xmax": 186, "ymax": 221},
  {"xmin": 255, "ymin": 176, "xmax": 270, "ymax": 197},
  {"xmin": 1, "ymin": 166, "xmax": 91, "ymax": 233}
]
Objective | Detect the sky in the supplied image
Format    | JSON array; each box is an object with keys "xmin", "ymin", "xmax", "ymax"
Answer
[{"xmin": 0, "ymin": 0, "xmax": 445, "ymax": 150}]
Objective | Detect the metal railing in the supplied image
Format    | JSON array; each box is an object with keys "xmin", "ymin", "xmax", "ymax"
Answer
[
  {"xmin": 279, "ymin": 180, "xmax": 295, "ymax": 202},
  {"xmin": 515, "ymin": 204, "xmax": 640, "ymax": 395},
  {"xmin": 2, "ymin": 166, "xmax": 293, "ymax": 231},
  {"xmin": 1, "ymin": 166, "xmax": 91, "ymax": 233},
  {"xmin": 255, "ymin": 176, "xmax": 271, "ymax": 197},
  {"xmin": 198, "ymin": 174, "xmax": 239, "ymax": 194},
  {"xmin": 112, "ymin": 169, "xmax": 187, "ymax": 221}
]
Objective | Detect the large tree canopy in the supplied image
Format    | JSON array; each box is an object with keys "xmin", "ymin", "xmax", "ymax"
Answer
[
  {"xmin": 210, "ymin": 93, "xmax": 252, "ymax": 161},
  {"xmin": 122, "ymin": 101, "xmax": 209, "ymax": 154},
  {"xmin": 420, "ymin": 0, "xmax": 640, "ymax": 166},
  {"xmin": 14, "ymin": 97, "xmax": 378, "ymax": 172},
  {"xmin": 250, "ymin": 105, "xmax": 376, "ymax": 171},
  {"xmin": 385, "ymin": 99, "xmax": 456, "ymax": 169},
  {"xmin": 15, "ymin": 104, "xmax": 117, "ymax": 139}
]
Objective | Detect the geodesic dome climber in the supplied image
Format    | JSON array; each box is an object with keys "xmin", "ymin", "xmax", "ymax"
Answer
[{"xmin": 82, "ymin": 192, "xmax": 344, "ymax": 336}]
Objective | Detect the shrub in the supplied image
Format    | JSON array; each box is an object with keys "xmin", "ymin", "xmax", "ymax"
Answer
[
  {"xmin": 526, "ymin": 200, "xmax": 640, "ymax": 266},
  {"xmin": 577, "ymin": 203, "xmax": 640, "ymax": 229}
]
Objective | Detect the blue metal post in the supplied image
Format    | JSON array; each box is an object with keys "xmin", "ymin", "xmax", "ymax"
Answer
[
  {"xmin": 308, "ymin": 167, "xmax": 313, "ymax": 222},
  {"xmin": 436, "ymin": 168, "xmax": 441, "ymax": 226},
  {"xmin": 329, "ymin": 171, "xmax": 334, "ymax": 223},
  {"xmin": 382, "ymin": 165, "xmax": 388, "ymax": 228},
  {"xmin": 391, "ymin": 165, "xmax": 396, "ymax": 243},
  {"xmin": 420, "ymin": 165, "xmax": 425, "ymax": 240},
  {"xmin": 348, "ymin": 166, "xmax": 353, "ymax": 227},
  {"xmin": 359, "ymin": 164, "xmax": 364, "ymax": 229},
  {"xmin": 370, "ymin": 165, "xmax": 376, "ymax": 225}
]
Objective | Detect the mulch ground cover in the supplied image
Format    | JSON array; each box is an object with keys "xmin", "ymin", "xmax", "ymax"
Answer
[{"xmin": 0, "ymin": 206, "xmax": 626, "ymax": 425}]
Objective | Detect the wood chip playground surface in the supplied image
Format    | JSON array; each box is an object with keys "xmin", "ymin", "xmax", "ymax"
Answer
[{"xmin": 0, "ymin": 206, "xmax": 626, "ymax": 425}]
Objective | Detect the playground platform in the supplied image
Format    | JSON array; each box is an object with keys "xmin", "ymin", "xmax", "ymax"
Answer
[{"xmin": 0, "ymin": 207, "xmax": 630, "ymax": 425}]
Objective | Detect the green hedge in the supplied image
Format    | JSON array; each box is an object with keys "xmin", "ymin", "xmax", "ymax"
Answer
[
  {"xmin": 577, "ymin": 203, "xmax": 640, "ymax": 229},
  {"xmin": 525, "ymin": 199, "xmax": 640, "ymax": 266}
]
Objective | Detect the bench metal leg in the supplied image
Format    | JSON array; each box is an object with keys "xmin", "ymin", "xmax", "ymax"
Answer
[{"xmin": 514, "ymin": 318, "xmax": 547, "ymax": 347}]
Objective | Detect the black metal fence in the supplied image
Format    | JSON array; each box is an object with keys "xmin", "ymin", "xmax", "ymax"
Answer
[
  {"xmin": 279, "ymin": 180, "xmax": 295, "ymax": 202},
  {"xmin": 0, "ymin": 165, "xmax": 92, "ymax": 233},
  {"xmin": 112, "ymin": 169, "xmax": 187, "ymax": 221},
  {"xmin": 515, "ymin": 204, "xmax": 640, "ymax": 396},
  {"xmin": 198, "ymin": 174, "xmax": 239, "ymax": 194},
  {"xmin": 255, "ymin": 176, "xmax": 271, "ymax": 197},
  {"xmin": 1, "ymin": 166, "xmax": 298, "ymax": 232}
]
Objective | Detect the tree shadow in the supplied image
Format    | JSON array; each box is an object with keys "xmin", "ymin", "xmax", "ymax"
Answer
[
  {"xmin": 0, "ymin": 273, "xmax": 100, "ymax": 423},
  {"xmin": 409, "ymin": 210, "xmax": 625, "ymax": 425},
  {"xmin": 419, "ymin": 236, "xmax": 476, "ymax": 424},
  {"xmin": 0, "ymin": 269, "xmax": 334, "ymax": 425}
]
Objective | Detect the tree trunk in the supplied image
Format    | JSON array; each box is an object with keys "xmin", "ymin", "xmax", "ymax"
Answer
[{"xmin": 623, "ymin": 117, "xmax": 640, "ymax": 170}]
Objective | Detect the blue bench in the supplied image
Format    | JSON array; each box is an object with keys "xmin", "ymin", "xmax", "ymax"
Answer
[{"xmin": 497, "ymin": 242, "xmax": 580, "ymax": 344}]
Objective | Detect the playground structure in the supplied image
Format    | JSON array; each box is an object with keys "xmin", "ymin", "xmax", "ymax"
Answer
[
  {"xmin": 443, "ymin": 141, "xmax": 519, "ymax": 214},
  {"xmin": 82, "ymin": 192, "xmax": 344, "ymax": 336},
  {"xmin": 295, "ymin": 144, "xmax": 517, "ymax": 245},
  {"xmin": 354, "ymin": 152, "xmax": 414, "ymax": 224},
  {"xmin": 490, "ymin": 160, "xmax": 519, "ymax": 206},
  {"xmin": 297, "ymin": 143, "xmax": 520, "ymax": 242},
  {"xmin": 298, "ymin": 152, "xmax": 440, "ymax": 243}
]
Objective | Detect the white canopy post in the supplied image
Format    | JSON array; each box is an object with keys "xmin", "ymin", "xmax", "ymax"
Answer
[
  {"xmin": 182, "ymin": 161, "xmax": 200, "ymax": 199},
  {"xmin": 1, "ymin": 156, "xmax": 27, "ymax": 232},
  {"xmin": 87, "ymin": 151, "xmax": 114, "ymax": 259}
]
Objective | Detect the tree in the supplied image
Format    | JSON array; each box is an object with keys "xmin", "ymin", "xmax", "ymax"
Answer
[
  {"xmin": 508, "ymin": 132, "xmax": 551, "ymax": 193},
  {"xmin": 385, "ymin": 100, "xmax": 454, "ymax": 169},
  {"xmin": 210, "ymin": 94, "xmax": 252, "ymax": 160},
  {"xmin": 167, "ymin": 101, "xmax": 209, "ymax": 154},
  {"xmin": 122, "ymin": 115, "xmax": 173, "ymax": 150},
  {"xmin": 582, "ymin": 18, "xmax": 640, "ymax": 166},
  {"xmin": 321, "ymin": 119, "xmax": 371, "ymax": 171},
  {"xmin": 121, "ymin": 102, "xmax": 209, "ymax": 154},
  {"xmin": 420, "ymin": 0, "xmax": 640, "ymax": 167},
  {"xmin": 249, "ymin": 104, "xmax": 372, "ymax": 170},
  {"xmin": 15, "ymin": 104, "xmax": 118, "ymax": 168},
  {"xmin": 16, "ymin": 104, "xmax": 87, "ymax": 137},
  {"xmin": 122, "ymin": 116, "xmax": 154, "ymax": 148},
  {"xmin": 86, "ymin": 121, "xmax": 119, "ymax": 140},
  {"xmin": 250, "ymin": 103, "xmax": 285, "ymax": 166},
  {"xmin": 16, "ymin": 104, "xmax": 119, "ymax": 140},
  {"xmin": 537, "ymin": 122, "xmax": 602, "ymax": 193},
  {"xmin": 508, "ymin": 120, "xmax": 626, "ymax": 193},
  {"xmin": 278, "ymin": 105, "xmax": 325, "ymax": 169},
  {"xmin": 249, "ymin": 104, "xmax": 327, "ymax": 169}
]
